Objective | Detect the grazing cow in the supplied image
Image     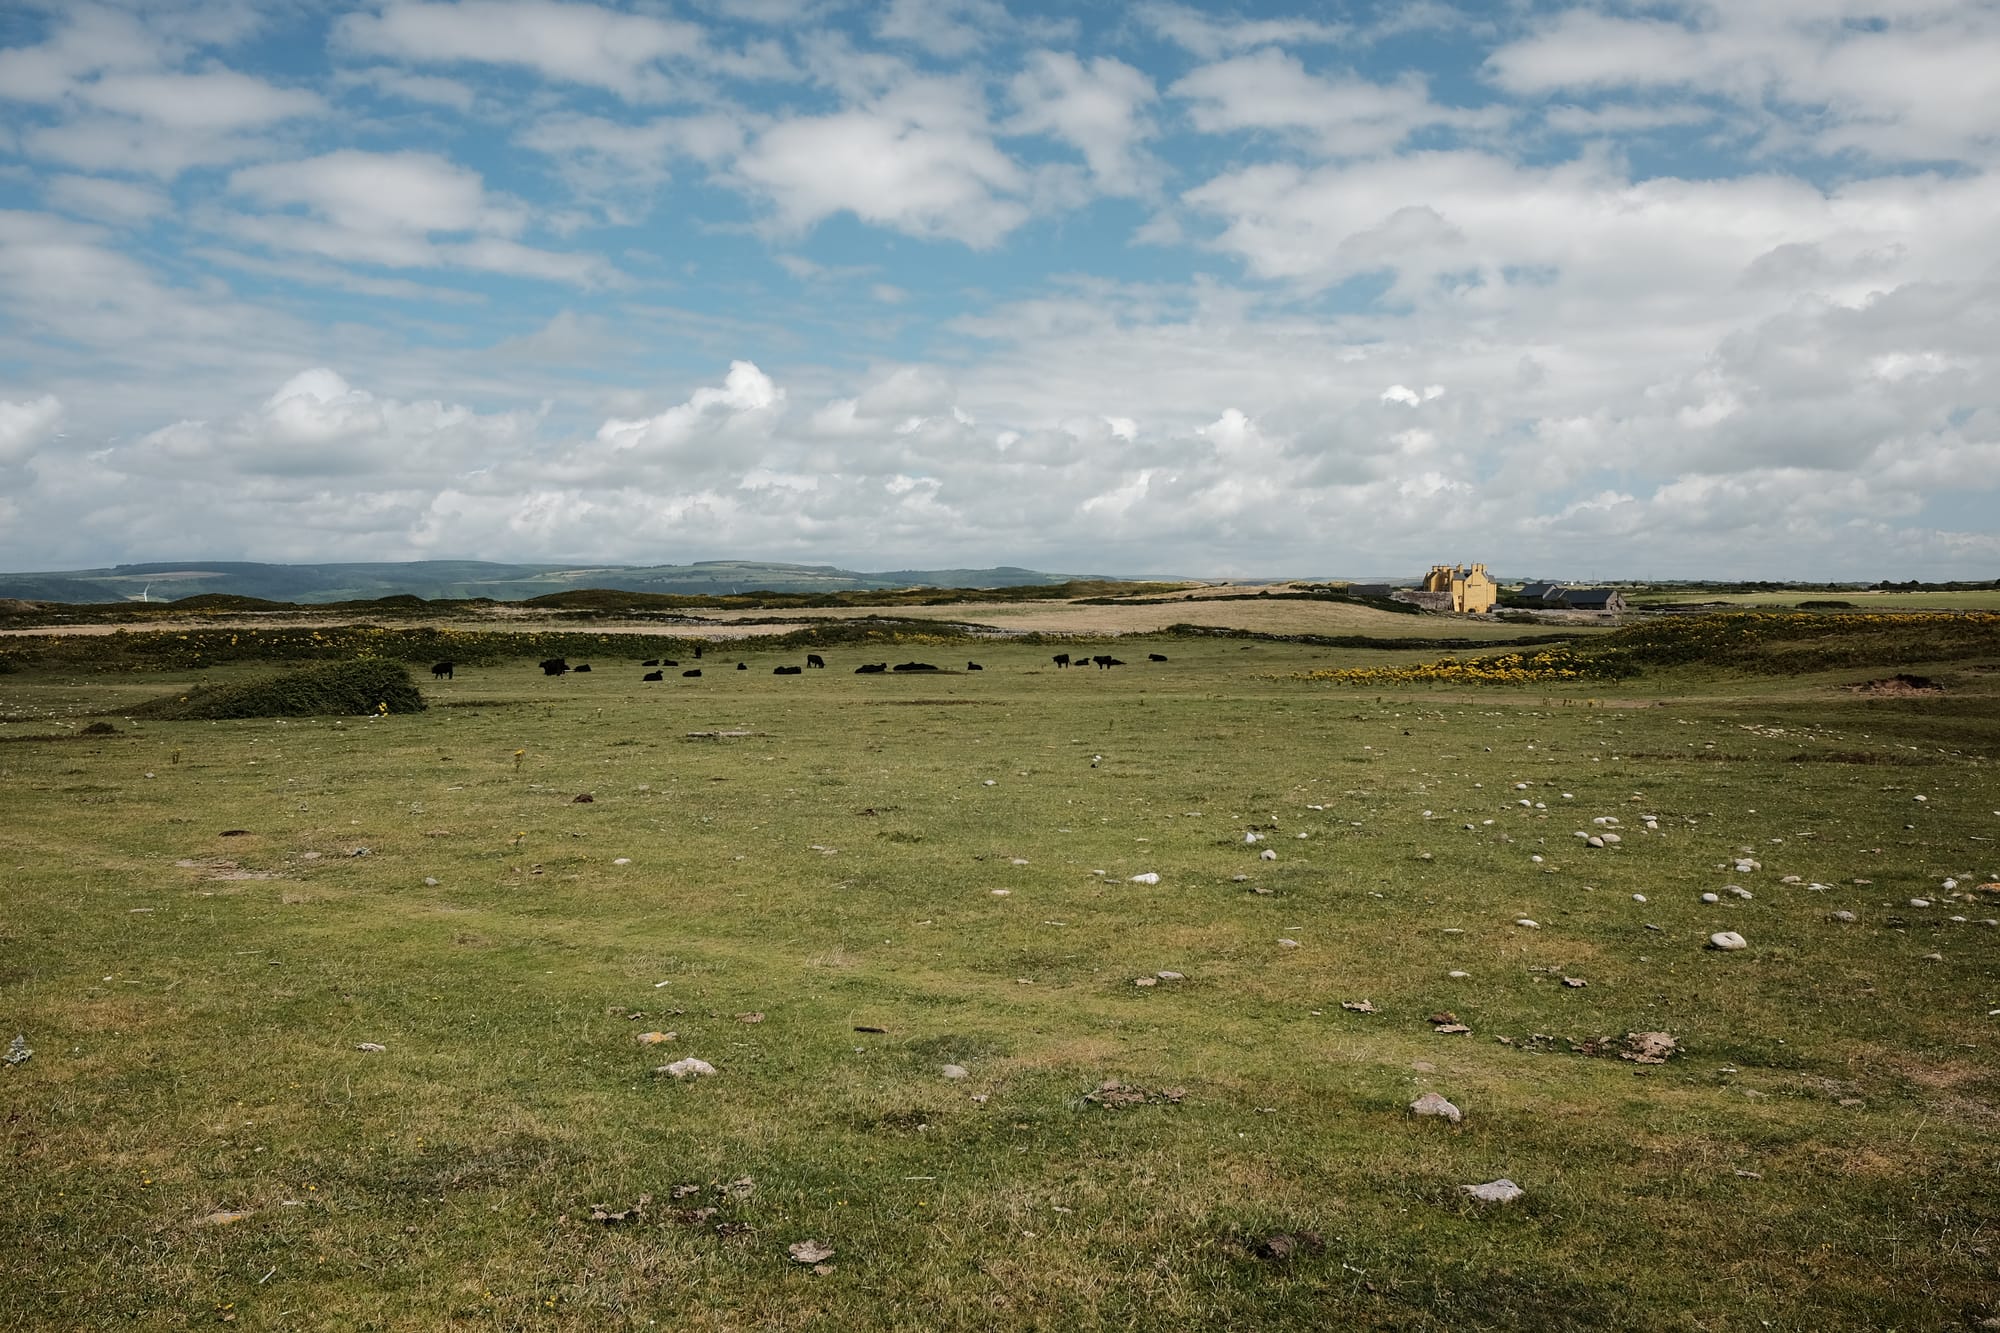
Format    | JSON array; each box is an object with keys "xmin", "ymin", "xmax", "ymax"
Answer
[
  {"xmin": 642, "ymin": 670, "xmax": 664, "ymax": 682},
  {"xmin": 892, "ymin": 661, "xmax": 940, "ymax": 672},
  {"xmin": 855, "ymin": 663, "xmax": 887, "ymax": 674},
  {"xmin": 1052, "ymin": 653, "xmax": 1071, "ymax": 668},
  {"xmin": 641, "ymin": 658, "xmax": 659, "ymax": 667},
  {"xmin": 430, "ymin": 661, "xmax": 454, "ymax": 680},
  {"xmin": 682, "ymin": 669, "xmax": 702, "ymax": 678},
  {"xmin": 967, "ymin": 661, "xmax": 983, "ymax": 671},
  {"xmin": 573, "ymin": 664, "xmax": 592, "ymax": 673},
  {"xmin": 806, "ymin": 653, "xmax": 826, "ymax": 669},
  {"xmin": 774, "ymin": 665, "xmax": 803, "ymax": 675},
  {"xmin": 1094, "ymin": 655, "xmax": 1123, "ymax": 669},
  {"xmin": 539, "ymin": 658, "xmax": 570, "ymax": 676},
  {"xmin": 1148, "ymin": 653, "xmax": 1168, "ymax": 662}
]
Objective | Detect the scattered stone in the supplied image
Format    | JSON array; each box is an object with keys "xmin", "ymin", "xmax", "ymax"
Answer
[
  {"xmin": 1447, "ymin": 970, "xmax": 1471, "ymax": 979},
  {"xmin": 1922, "ymin": 952, "xmax": 1944, "ymax": 962},
  {"xmin": 355, "ymin": 1042, "xmax": 386, "ymax": 1053},
  {"xmin": 661, "ymin": 1057, "xmax": 716, "ymax": 1079},
  {"xmin": 1632, "ymin": 894, "xmax": 1647, "ymax": 903},
  {"xmin": 348, "ymin": 847, "xmax": 370, "ymax": 858},
  {"xmin": 1410, "ymin": 1092, "xmax": 1463, "ymax": 1123},
  {"xmin": 1701, "ymin": 893, "xmax": 1720, "ymax": 904},
  {"xmin": 1129, "ymin": 872, "xmax": 1160, "ymax": 884},
  {"xmin": 200, "ymin": 1210, "xmax": 255, "ymax": 1226},
  {"xmin": 1622, "ymin": 1032, "xmax": 1679, "ymax": 1064},
  {"xmin": 4, "ymin": 1034, "xmax": 28, "ymax": 1066},
  {"xmin": 1909, "ymin": 898, "xmax": 1931, "ymax": 908},
  {"xmin": 941, "ymin": 1064, "xmax": 969, "ymax": 1080},
  {"xmin": 788, "ymin": 1240, "xmax": 835, "ymax": 1265},
  {"xmin": 736, "ymin": 1012, "xmax": 764, "ymax": 1024},
  {"xmin": 588, "ymin": 1196, "xmax": 651, "ymax": 1223},
  {"xmin": 1727, "ymin": 886, "xmax": 1752, "ymax": 900},
  {"xmin": 637, "ymin": 1031, "xmax": 677, "ymax": 1045},
  {"xmin": 1460, "ymin": 1179, "xmax": 1524, "ymax": 1204},
  {"xmin": 1828, "ymin": 911, "xmax": 1856, "ymax": 923},
  {"xmin": 1514, "ymin": 918, "xmax": 1539, "ymax": 929},
  {"xmin": 613, "ymin": 857, "xmax": 632, "ymax": 866},
  {"xmin": 990, "ymin": 889, "xmax": 1011, "ymax": 896},
  {"xmin": 1562, "ymin": 977, "xmax": 1587, "ymax": 988},
  {"xmin": 1230, "ymin": 874, "xmax": 1249, "ymax": 882},
  {"xmin": 422, "ymin": 876, "xmax": 439, "ymax": 887},
  {"xmin": 573, "ymin": 794, "xmax": 595, "ymax": 803},
  {"xmin": 1133, "ymin": 977, "xmax": 1158, "ymax": 987},
  {"xmin": 1155, "ymin": 971, "xmax": 1184, "ymax": 981},
  {"xmin": 1277, "ymin": 938, "xmax": 1299, "ymax": 949},
  {"xmin": 1708, "ymin": 931, "xmax": 1748, "ymax": 951},
  {"xmin": 1260, "ymin": 849, "xmax": 1278, "ymax": 861},
  {"xmin": 1340, "ymin": 1000, "xmax": 1376, "ymax": 1013},
  {"xmin": 1586, "ymin": 836, "xmax": 1605, "ymax": 848}
]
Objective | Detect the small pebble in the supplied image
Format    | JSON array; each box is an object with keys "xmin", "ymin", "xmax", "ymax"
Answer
[
  {"xmin": 1460, "ymin": 1179, "xmax": 1524, "ymax": 1204},
  {"xmin": 1448, "ymin": 970, "xmax": 1471, "ymax": 978},
  {"xmin": 1129, "ymin": 872, "xmax": 1160, "ymax": 885},
  {"xmin": 1708, "ymin": 931, "xmax": 1748, "ymax": 951},
  {"xmin": 1514, "ymin": 918, "xmax": 1539, "ymax": 929},
  {"xmin": 1830, "ymin": 910, "xmax": 1857, "ymax": 923},
  {"xmin": 1260, "ymin": 849, "xmax": 1277, "ymax": 861},
  {"xmin": 1410, "ymin": 1092, "xmax": 1463, "ymax": 1123},
  {"xmin": 941, "ymin": 1064, "xmax": 969, "ymax": 1080},
  {"xmin": 1277, "ymin": 938, "xmax": 1299, "ymax": 949},
  {"xmin": 1701, "ymin": 893, "xmax": 1720, "ymax": 904},
  {"xmin": 1632, "ymin": 893, "xmax": 1647, "ymax": 903},
  {"xmin": 1909, "ymin": 898, "xmax": 1931, "ymax": 908}
]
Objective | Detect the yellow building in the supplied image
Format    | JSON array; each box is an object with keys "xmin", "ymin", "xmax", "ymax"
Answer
[{"xmin": 1421, "ymin": 563, "xmax": 1498, "ymax": 614}]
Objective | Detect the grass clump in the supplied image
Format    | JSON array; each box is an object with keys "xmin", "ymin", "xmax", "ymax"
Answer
[{"xmin": 128, "ymin": 658, "xmax": 425, "ymax": 719}]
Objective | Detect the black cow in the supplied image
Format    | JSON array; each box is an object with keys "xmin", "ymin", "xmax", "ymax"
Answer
[
  {"xmin": 1148, "ymin": 653, "xmax": 1168, "ymax": 662},
  {"xmin": 1052, "ymin": 653, "xmax": 1071, "ymax": 668},
  {"xmin": 693, "ymin": 643, "xmax": 703, "ymax": 659},
  {"xmin": 682, "ymin": 669, "xmax": 702, "ymax": 678},
  {"xmin": 806, "ymin": 653, "xmax": 826, "ymax": 669},
  {"xmin": 573, "ymin": 664, "xmax": 592, "ymax": 673},
  {"xmin": 892, "ymin": 661, "xmax": 939, "ymax": 672},
  {"xmin": 430, "ymin": 661, "xmax": 454, "ymax": 680},
  {"xmin": 1094, "ymin": 655, "xmax": 1123, "ymax": 669},
  {"xmin": 539, "ymin": 658, "xmax": 570, "ymax": 676},
  {"xmin": 737, "ymin": 662, "xmax": 748, "ymax": 671},
  {"xmin": 774, "ymin": 665, "xmax": 803, "ymax": 675},
  {"xmin": 641, "ymin": 658, "xmax": 659, "ymax": 667},
  {"xmin": 642, "ymin": 670, "xmax": 664, "ymax": 682},
  {"xmin": 661, "ymin": 659, "xmax": 679, "ymax": 667},
  {"xmin": 967, "ymin": 661, "xmax": 983, "ymax": 671},
  {"xmin": 855, "ymin": 663, "xmax": 887, "ymax": 674}
]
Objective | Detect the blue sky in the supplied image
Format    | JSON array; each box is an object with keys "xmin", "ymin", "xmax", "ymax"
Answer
[{"xmin": 1, "ymin": 0, "xmax": 1997, "ymax": 579}]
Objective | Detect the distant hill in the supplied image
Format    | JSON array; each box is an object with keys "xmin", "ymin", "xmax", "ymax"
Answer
[{"xmin": 0, "ymin": 559, "xmax": 1093, "ymax": 605}]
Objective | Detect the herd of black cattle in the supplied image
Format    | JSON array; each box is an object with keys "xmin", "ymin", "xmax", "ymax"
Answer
[{"xmin": 426, "ymin": 650, "xmax": 1168, "ymax": 682}]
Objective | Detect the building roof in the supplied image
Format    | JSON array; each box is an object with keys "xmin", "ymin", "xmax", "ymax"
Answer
[{"xmin": 1555, "ymin": 587, "xmax": 1623, "ymax": 609}]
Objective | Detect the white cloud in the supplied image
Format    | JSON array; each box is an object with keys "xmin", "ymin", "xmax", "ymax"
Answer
[
  {"xmin": 79, "ymin": 68, "xmax": 322, "ymax": 133},
  {"xmin": 875, "ymin": 0, "xmax": 1011, "ymax": 58},
  {"xmin": 335, "ymin": 0, "xmax": 706, "ymax": 101},
  {"xmin": 1010, "ymin": 52, "xmax": 1159, "ymax": 195},
  {"xmin": 41, "ymin": 174, "xmax": 170, "ymax": 224},
  {"xmin": 593, "ymin": 360, "xmax": 783, "ymax": 460},
  {"xmin": 0, "ymin": 394, "xmax": 63, "ymax": 466},
  {"xmin": 225, "ymin": 150, "xmax": 609, "ymax": 284},
  {"xmin": 1134, "ymin": 3, "xmax": 1349, "ymax": 59},
  {"xmin": 124, "ymin": 368, "xmax": 542, "ymax": 479},
  {"xmin": 1174, "ymin": 50, "xmax": 1501, "ymax": 157},
  {"xmin": 734, "ymin": 77, "xmax": 1030, "ymax": 246}
]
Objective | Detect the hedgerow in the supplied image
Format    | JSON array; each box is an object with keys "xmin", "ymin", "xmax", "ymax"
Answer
[{"xmin": 128, "ymin": 659, "xmax": 426, "ymax": 719}]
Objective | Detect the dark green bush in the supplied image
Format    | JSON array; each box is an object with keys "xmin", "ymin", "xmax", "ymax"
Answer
[{"xmin": 130, "ymin": 659, "xmax": 426, "ymax": 719}]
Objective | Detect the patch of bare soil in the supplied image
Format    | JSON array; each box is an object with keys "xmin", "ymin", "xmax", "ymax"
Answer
[{"xmin": 1848, "ymin": 673, "xmax": 1945, "ymax": 696}]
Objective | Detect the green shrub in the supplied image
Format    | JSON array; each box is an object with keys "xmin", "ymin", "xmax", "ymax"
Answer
[{"xmin": 130, "ymin": 659, "xmax": 426, "ymax": 719}]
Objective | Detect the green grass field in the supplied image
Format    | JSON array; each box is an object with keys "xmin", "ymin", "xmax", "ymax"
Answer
[{"xmin": 3, "ymin": 623, "xmax": 1998, "ymax": 1330}]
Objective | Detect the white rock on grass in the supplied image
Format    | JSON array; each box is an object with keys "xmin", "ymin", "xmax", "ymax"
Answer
[
  {"xmin": 941, "ymin": 1064, "xmax": 969, "ymax": 1079},
  {"xmin": 1514, "ymin": 919, "xmax": 1540, "ymax": 929},
  {"xmin": 1156, "ymin": 971, "xmax": 1185, "ymax": 981},
  {"xmin": 1260, "ymin": 849, "xmax": 1278, "ymax": 861},
  {"xmin": 1129, "ymin": 872, "xmax": 1161, "ymax": 885},
  {"xmin": 1701, "ymin": 893, "xmax": 1721, "ymax": 904},
  {"xmin": 1708, "ymin": 932, "xmax": 1748, "ymax": 951},
  {"xmin": 1460, "ymin": 1179, "xmax": 1524, "ymax": 1204},
  {"xmin": 1909, "ymin": 898, "xmax": 1932, "ymax": 908},
  {"xmin": 1830, "ymin": 911, "xmax": 1857, "ymax": 923},
  {"xmin": 1410, "ymin": 1092, "xmax": 1463, "ymax": 1123},
  {"xmin": 661, "ymin": 1058, "xmax": 717, "ymax": 1079}
]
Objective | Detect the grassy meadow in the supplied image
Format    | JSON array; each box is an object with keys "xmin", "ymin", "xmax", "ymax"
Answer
[{"xmin": 2, "ymin": 612, "xmax": 1998, "ymax": 1331}]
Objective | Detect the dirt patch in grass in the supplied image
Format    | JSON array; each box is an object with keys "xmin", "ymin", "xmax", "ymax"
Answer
[{"xmin": 1848, "ymin": 673, "xmax": 1946, "ymax": 696}]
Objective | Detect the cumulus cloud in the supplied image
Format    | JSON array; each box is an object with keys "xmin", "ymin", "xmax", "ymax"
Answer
[
  {"xmin": 125, "ymin": 368, "xmax": 541, "ymax": 478},
  {"xmin": 593, "ymin": 360, "xmax": 784, "ymax": 461},
  {"xmin": 1174, "ymin": 51, "xmax": 1500, "ymax": 157},
  {"xmin": 334, "ymin": 0, "xmax": 706, "ymax": 101},
  {"xmin": 225, "ymin": 150, "xmax": 609, "ymax": 283},
  {"xmin": 1010, "ymin": 52, "xmax": 1158, "ymax": 195},
  {"xmin": 0, "ymin": 395, "xmax": 63, "ymax": 466},
  {"xmin": 734, "ymin": 77, "xmax": 1030, "ymax": 245}
]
